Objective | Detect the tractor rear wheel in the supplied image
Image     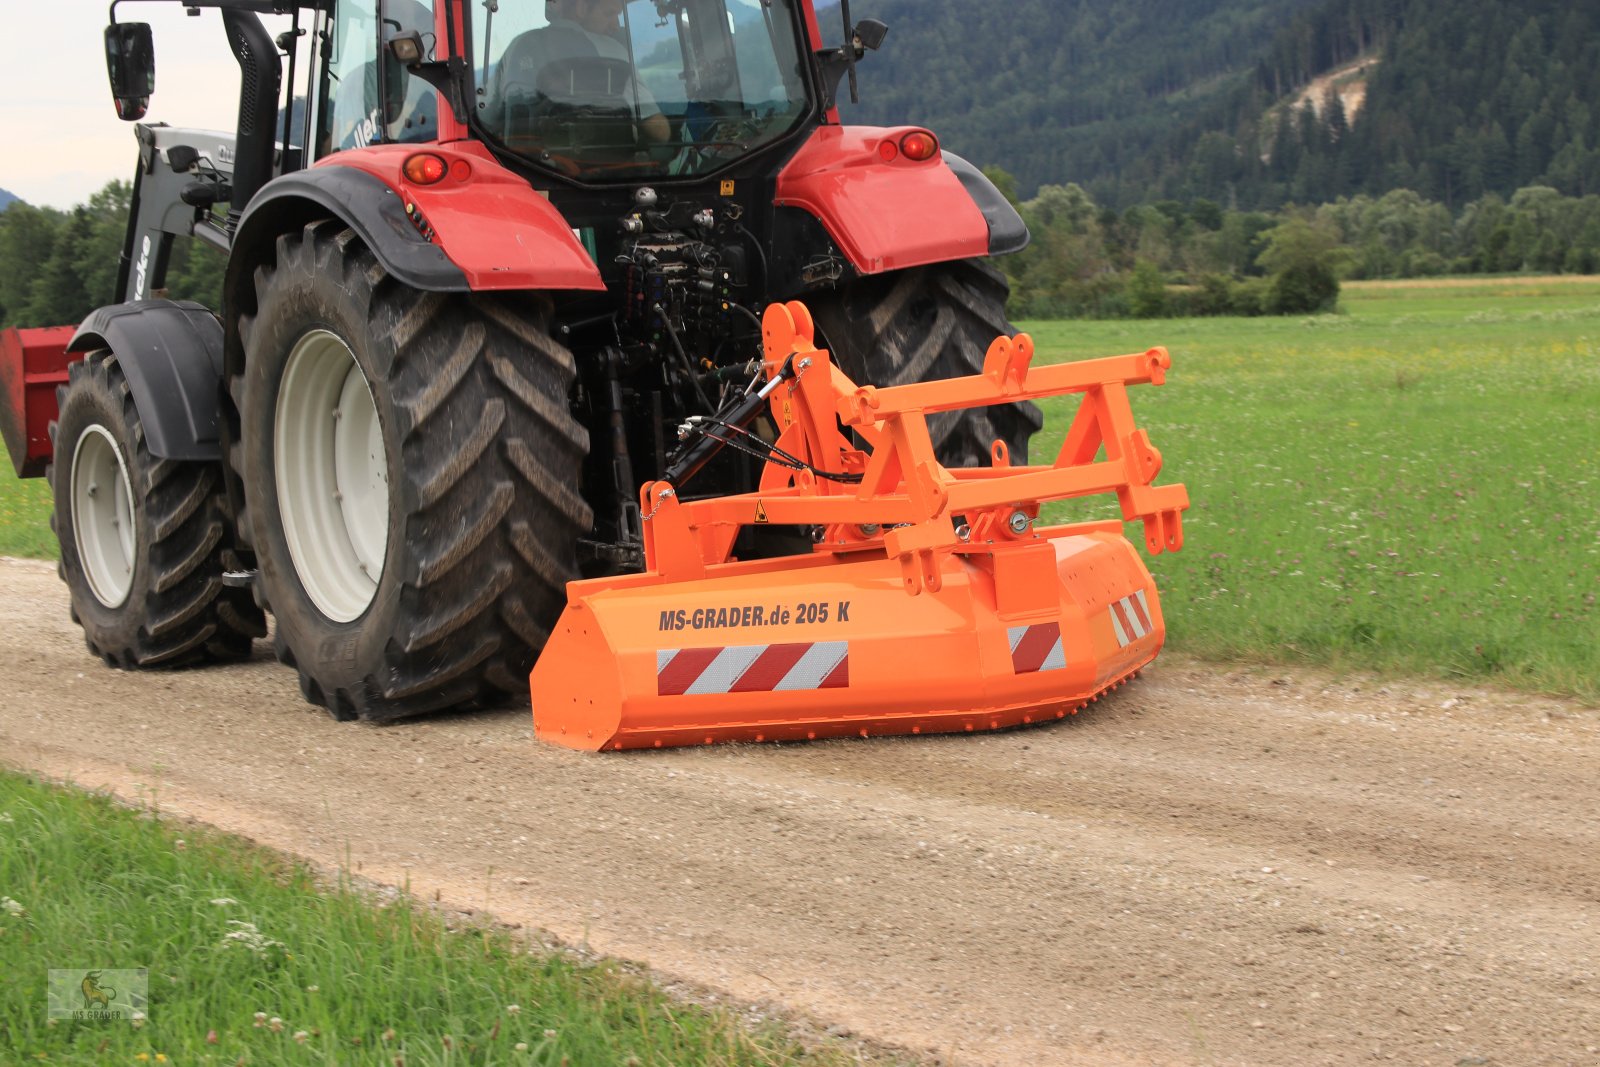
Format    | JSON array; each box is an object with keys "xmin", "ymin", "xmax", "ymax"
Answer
[
  {"xmin": 809, "ymin": 258, "xmax": 1042, "ymax": 466},
  {"xmin": 232, "ymin": 221, "xmax": 592, "ymax": 721},
  {"xmin": 48, "ymin": 349, "xmax": 263, "ymax": 667}
]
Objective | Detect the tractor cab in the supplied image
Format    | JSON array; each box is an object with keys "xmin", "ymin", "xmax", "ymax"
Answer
[
  {"xmin": 309, "ymin": 0, "xmax": 871, "ymax": 183},
  {"xmin": 469, "ymin": 0, "xmax": 816, "ymax": 181}
]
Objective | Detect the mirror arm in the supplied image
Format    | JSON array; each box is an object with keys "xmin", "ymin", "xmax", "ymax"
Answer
[
  {"xmin": 812, "ymin": 17, "xmax": 888, "ymax": 113},
  {"xmin": 389, "ymin": 36, "xmax": 472, "ymax": 127}
]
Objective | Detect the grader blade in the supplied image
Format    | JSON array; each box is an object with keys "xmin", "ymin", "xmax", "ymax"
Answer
[{"xmin": 530, "ymin": 301, "xmax": 1189, "ymax": 751}]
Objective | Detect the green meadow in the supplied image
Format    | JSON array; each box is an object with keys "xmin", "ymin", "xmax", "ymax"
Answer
[
  {"xmin": 1024, "ymin": 276, "xmax": 1600, "ymax": 701},
  {"xmin": 2, "ymin": 277, "xmax": 1596, "ymax": 699}
]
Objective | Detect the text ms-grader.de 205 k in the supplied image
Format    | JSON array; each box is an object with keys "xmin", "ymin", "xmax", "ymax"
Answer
[{"xmin": 0, "ymin": 0, "xmax": 1188, "ymax": 750}]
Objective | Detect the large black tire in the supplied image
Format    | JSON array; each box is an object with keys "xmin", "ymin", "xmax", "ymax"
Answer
[
  {"xmin": 47, "ymin": 350, "xmax": 264, "ymax": 668},
  {"xmin": 809, "ymin": 258, "xmax": 1043, "ymax": 466},
  {"xmin": 231, "ymin": 221, "xmax": 592, "ymax": 722}
]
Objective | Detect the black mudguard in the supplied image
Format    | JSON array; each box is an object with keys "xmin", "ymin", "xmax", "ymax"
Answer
[
  {"xmin": 227, "ymin": 167, "xmax": 469, "ymax": 300},
  {"xmin": 943, "ymin": 151, "xmax": 1031, "ymax": 256},
  {"xmin": 68, "ymin": 301, "xmax": 227, "ymax": 462}
]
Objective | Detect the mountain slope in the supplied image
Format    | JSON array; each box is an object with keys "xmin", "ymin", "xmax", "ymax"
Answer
[
  {"xmin": 842, "ymin": 0, "xmax": 1324, "ymax": 199},
  {"xmin": 842, "ymin": 0, "xmax": 1600, "ymax": 209},
  {"xmin": 0, "ymin": 189, "xmax": 18, "ymax": 213}
]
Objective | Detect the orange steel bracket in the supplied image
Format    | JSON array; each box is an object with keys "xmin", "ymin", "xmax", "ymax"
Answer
[{"xmin": 530, "ymin": 300, "xmax": 1191, "ymax": 751}]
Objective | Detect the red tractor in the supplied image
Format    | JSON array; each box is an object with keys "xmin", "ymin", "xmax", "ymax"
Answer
[{"xmin": 0, "ymin": 0, "xmax": 1034, "ymax": 722}]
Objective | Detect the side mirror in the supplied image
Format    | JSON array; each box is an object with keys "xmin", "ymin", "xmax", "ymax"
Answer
[
  {"xmin": 105, "ymin": 22, "xmax": 155, "ymax": 121},
  {"xmin": 853, "ymin": 19, "xmax": 888, "ymax": 53}
]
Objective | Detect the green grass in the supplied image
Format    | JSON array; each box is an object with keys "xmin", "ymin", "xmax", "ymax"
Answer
[
  {"xmin": 4, "ymin": 279, "xmax": 1596, "ymax": 699},
  {"xmin": 1021, "ymin": 277, "xmax": 1600, "ymax": 702},
  {"xmin": 0, "ymin": 770, "xmax": 885, "ymax": 1066},
  {"xmin": 0, "ymin": 465, "xmax": 54, "ymax": 558}
]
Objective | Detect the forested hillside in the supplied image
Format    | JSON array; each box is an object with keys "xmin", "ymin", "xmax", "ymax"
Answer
[
  {"xmin": 0, "ymin": 190, "xmax": 17, "ymax": 213},
  {"xmin": 0, "ymin": 184, "xmax": 222, "ymax": 330},
  {"xmin": 847, "ymin": 0, "xmax": 1600, "ymax": 209},
  {"xmin": 843, "ymin": 0, "xmax": 1321, "ymax": 202}
]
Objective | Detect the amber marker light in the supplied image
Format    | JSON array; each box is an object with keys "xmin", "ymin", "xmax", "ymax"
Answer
[
  {"xmin": 899, "ymin": 131, "xmax": 939, "ymax": 161},
  {"xmin": 403, "ymin": 153, "xmax": 448, "ymax": 185}
]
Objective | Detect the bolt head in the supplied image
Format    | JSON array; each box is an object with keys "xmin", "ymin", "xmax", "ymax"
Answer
[{"xmin": 1008, "ymin": 510, "xmax": 1031, "ymax": 535}]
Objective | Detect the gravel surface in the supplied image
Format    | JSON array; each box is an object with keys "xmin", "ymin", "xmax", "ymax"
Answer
[{"xmin": 3, "ymin": 556, "xmax": 1597, "ymax": 1066}]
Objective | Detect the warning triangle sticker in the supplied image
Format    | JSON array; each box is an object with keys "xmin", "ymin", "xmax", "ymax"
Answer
[{"xmin": 754, "ymin": 500, "xmax": 769, "ymax": 524}]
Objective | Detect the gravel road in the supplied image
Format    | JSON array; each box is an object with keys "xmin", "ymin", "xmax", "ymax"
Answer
[{"xmin": 3, "ymin": 556, "xmax": 1597, "ymax": 1066}]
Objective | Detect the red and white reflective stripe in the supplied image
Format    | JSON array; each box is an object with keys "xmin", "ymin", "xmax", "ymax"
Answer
[
  {"xmin": 1008, "ymin": 622, "xmax": 1065, "ymax": 674},
  {"xmin": 656, "ymin": 642, "xmax": 849, "ymax": 696},
  {"xmin": 1110, "ymin": 589, "xmax": 1153, "ymax": 648}
]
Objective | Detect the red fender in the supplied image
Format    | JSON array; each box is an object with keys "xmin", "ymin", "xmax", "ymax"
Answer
[
  {"xmin": 317, "ymin": 144, "xmax": 605, "ymax": 292},
  {"xmin": 774, "ymin": 126, "xmax": 990, "ymax": 275}
]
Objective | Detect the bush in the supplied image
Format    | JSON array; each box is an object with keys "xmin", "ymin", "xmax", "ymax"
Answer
[
  {"xmin": 1125, "ymin": 260, "xmax": 1168, "ymax": 318},
  {"xmin": 1265, "ymin": 261, "xmax": 1339, "ymax": 314},
  {"xmin": 1188, "ymin": 274, "xmax": 1237, "ymax": 316},
  {"xmin": 1229, "ymin": 276, "xmax": 1271, "ymax": 316}
]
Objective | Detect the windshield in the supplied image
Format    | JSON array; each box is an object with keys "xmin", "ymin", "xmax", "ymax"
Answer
[{"xmin": 470, "ymin": 0, "xmax": 813, "ymax": 181}]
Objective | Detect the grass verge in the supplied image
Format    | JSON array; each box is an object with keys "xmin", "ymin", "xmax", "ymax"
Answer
[
  {"xmin": 0, "ymin": 770, "xmax": 891, "ymax": 1066},
  {"xmin": 0, "ymin": 466, "xmax": 53, "ymax": 558},
  {"xmin": 1023, "ymin": 277, "xmax": 1600, "ymax": 702}
]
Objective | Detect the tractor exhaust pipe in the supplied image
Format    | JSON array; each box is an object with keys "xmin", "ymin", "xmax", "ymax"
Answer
[{"xmin": 221, "ymin": 10, "xmax": 281, "ymax": 231}]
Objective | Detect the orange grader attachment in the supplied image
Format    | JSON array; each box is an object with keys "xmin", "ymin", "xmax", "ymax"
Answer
[{"xmin": 530, "ymin": 301, "xmax": 1189, "ymax": 751}]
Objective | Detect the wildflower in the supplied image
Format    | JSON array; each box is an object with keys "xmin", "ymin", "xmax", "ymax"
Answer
[
  {"xmin": 206, "ymin": 1029, "xmax": 219, "ymax": 1044},
  {"xmin": 221, "ymin": 920, "xmax": 288, "ymax": 958},
  {"xmin": 505, "ymin": 1004, "xmax": 521, "ymax": 1015},
  {"xmin": 135, "ymin": 1055, "xmax": 149, "ymax": 1063},
  {"xmin": 306, "ymin": 985, "xmax": 320, "ymax": 993},
  {"xmin": 1, "ymin": 897, "xmax": 23, "ymax": 916},
  {"xmin": 543, "ymin": 1029, "xmax": 557, "ymax": 1039},
  {"xmin": 174, "ymin": 839, "xmax": 186, "ymax": 851},
  {"xmin": 293, "ymin": 1031, "xmax": 309, "ymax": 1044},
  {"xmin": 269, "ymin": 1016, "xmax": 284, "ymax": 1033},
  {"xmin": 130, "ymin": 1011, "xmax": 146, "ymax": 1029},
  {"xmin": 515, "ymin": 1044, "xmax": 529, "ymax": 1053},
  {"xmin": 382, "ymin": 1028, "xmax": 396, "ymax": 1043},
  {"xmin": 254, "ymin": 1011, "xmax": 267, "ymax": 1028},
  {"xmin": 210, "ymin": 897, "xmax": 238, "ymax": 906},
  {"xmin": 156, "ymin": 1057, "xmax": 168, "ymax": 1064}
]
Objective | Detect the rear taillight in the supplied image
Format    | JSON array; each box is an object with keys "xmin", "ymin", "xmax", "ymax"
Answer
[
  {"xmin": 899, "ymin": 131, "xmax": 939, "ymax": 162},
  {"xmin": 403, "ymin": 153, "xmax": 448, "ymax": 185}
]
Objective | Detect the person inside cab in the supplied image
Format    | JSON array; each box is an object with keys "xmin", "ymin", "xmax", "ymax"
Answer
[{"xmin": 485, "ymin": 0, "xmax": 670, "ymax": 155}]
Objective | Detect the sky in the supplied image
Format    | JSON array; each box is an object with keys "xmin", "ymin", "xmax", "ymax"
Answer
[{"xmin": 1, "ymin": 2, "xmax": 294, "ymax": 209}]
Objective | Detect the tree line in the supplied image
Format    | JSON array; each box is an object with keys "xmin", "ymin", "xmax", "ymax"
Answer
[
  {"xmin": 989, "ymin": 175, "xmax": 1600, "ymax": 320},
  {"xmin": 4, "ymin": 177, "xmax": 1599, "ymax": 329},
  {"xmin": 0, "ymin": 183, "xmax": 223, "ymax": 331}
]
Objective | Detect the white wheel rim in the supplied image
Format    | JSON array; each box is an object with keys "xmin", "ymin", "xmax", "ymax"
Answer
[
  {"xmin": 71, "ymin": 424, "xmax": 137, "ymax": 608},
  {"xmin": 275, "ymin": 329, "xmax": 389, "ymax": 623}
]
